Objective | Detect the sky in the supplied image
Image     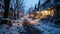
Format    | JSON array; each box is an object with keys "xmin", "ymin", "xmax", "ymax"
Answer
[
  {"xmin": 40, "ymin": 0, "xmax": 46, "ymax": 4},
  {"xmin": 24, "ymin": 0, "xmax": 45, "ymax": 15},
  {"xmin": 24, "ymin": 0, "xmax": 39, "ymax": 15},
  {"xmin": 10, "ymin": 0, "xmax": 45, "ymax": 15}
]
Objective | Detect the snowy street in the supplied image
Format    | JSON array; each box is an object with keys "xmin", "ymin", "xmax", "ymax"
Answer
[
  {"xmin": 0, "ymin": 16, "xmax": 60, "ymax": 34},
  {"xmin": 0, "ymin": 0, "xmax": 60, "ymax": 34}
]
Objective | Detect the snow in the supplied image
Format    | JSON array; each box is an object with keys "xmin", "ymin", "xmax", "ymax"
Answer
[
  {"xmin": 32, "ymin": 21, "xmax": 60, "ymax": 34},
  {"xmin": 0, "ymin": 24, "xmax": 26, "ymax": 34},
  {"xmin": 0, "ymin": 16, "xmax": 60, "ymax": 34}
]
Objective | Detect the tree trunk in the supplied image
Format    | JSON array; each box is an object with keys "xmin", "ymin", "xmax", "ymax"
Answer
[
  {"xmin": 1, "ymin": 0, "xmax": 10, "ymax": 25},
  {"xmin": 4, "ymin": 0, "xmax": 10, "ymax": 18}
]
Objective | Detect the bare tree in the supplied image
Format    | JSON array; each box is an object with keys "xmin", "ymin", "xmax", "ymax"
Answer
[
  {"xmin": 16, "ymin": 0, "xmax": 24, "ymax": 19},
  {"xmin": 1, "ymin": 0, "xmax": 10, "ymax": 25}
]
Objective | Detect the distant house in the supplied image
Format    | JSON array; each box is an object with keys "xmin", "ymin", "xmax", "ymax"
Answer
[
  {"xmin": 40, "ymin": 0, "xmax": 60, "ymax": 18},
  {"xmin": 39, "ymin": 0, "xmax": 60, "ymax": 25}
]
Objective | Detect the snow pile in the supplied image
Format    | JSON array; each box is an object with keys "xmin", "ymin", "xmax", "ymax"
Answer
[{"xmin": 0, "ymin": 24, "xmax": 26, "ymax": 34}]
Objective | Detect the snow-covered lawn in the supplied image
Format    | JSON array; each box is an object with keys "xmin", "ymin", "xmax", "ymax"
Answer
[
  {"xmin": 0, "ymin": 16, "xmax": 60, "ymax": 34},
  {"xmin": 32, "ymin": 22, "xmax": 60, "ymax": 34},
  {"xmin": 0, "ymin": 24, "xmax": 26, "ymax": 34}
]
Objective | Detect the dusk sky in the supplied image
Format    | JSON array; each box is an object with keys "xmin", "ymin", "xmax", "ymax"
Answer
[
  {"xmin": 24, "ymin": 0, "xmax": 39, "ymax": 15},
  {"xmin": 24, "ymin": 0, "xmax": 45, "ymax": 15}
]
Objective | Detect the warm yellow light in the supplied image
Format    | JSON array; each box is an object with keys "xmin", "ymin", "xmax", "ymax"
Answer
[
  {"xmin": 35, "ymin": 17, "xmax": 38, "ymax": 18},
  {"xmin": 41, "ymin": 11, "xmax": 45, "ymax": 16},
  {"xmin": 36, "ymin": 11, "xmax": 40, "ymax": 14},
  {"xmin": 26, "ymin": 14, "xmax": 30, "ymax": 18},
  {"xmin": 44, "ymin": 11, "xmax": 49, "ymax": 15},
  {"xmin": 29, "ymin": 19, "xmax": 39, "ymax": 24},
  {"xmin": 31, "ymin": 14, "xmax": 34, "ymax": 17},
  {"xmin": 50, "ymin": 10, "xmax": 54, "ymax": 16},
  {"xmin": 41, "ymin": 10, "xmax": 51, "ymax": 16}
]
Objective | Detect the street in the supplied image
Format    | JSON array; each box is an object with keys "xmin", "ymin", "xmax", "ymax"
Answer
[
  {"xmin": 0, "ymin": 0, "xmax": 60, "ymax": 34},
  {"xmin": 0, "ymin": 16, "xmax": 60, "ymax": 34}
]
